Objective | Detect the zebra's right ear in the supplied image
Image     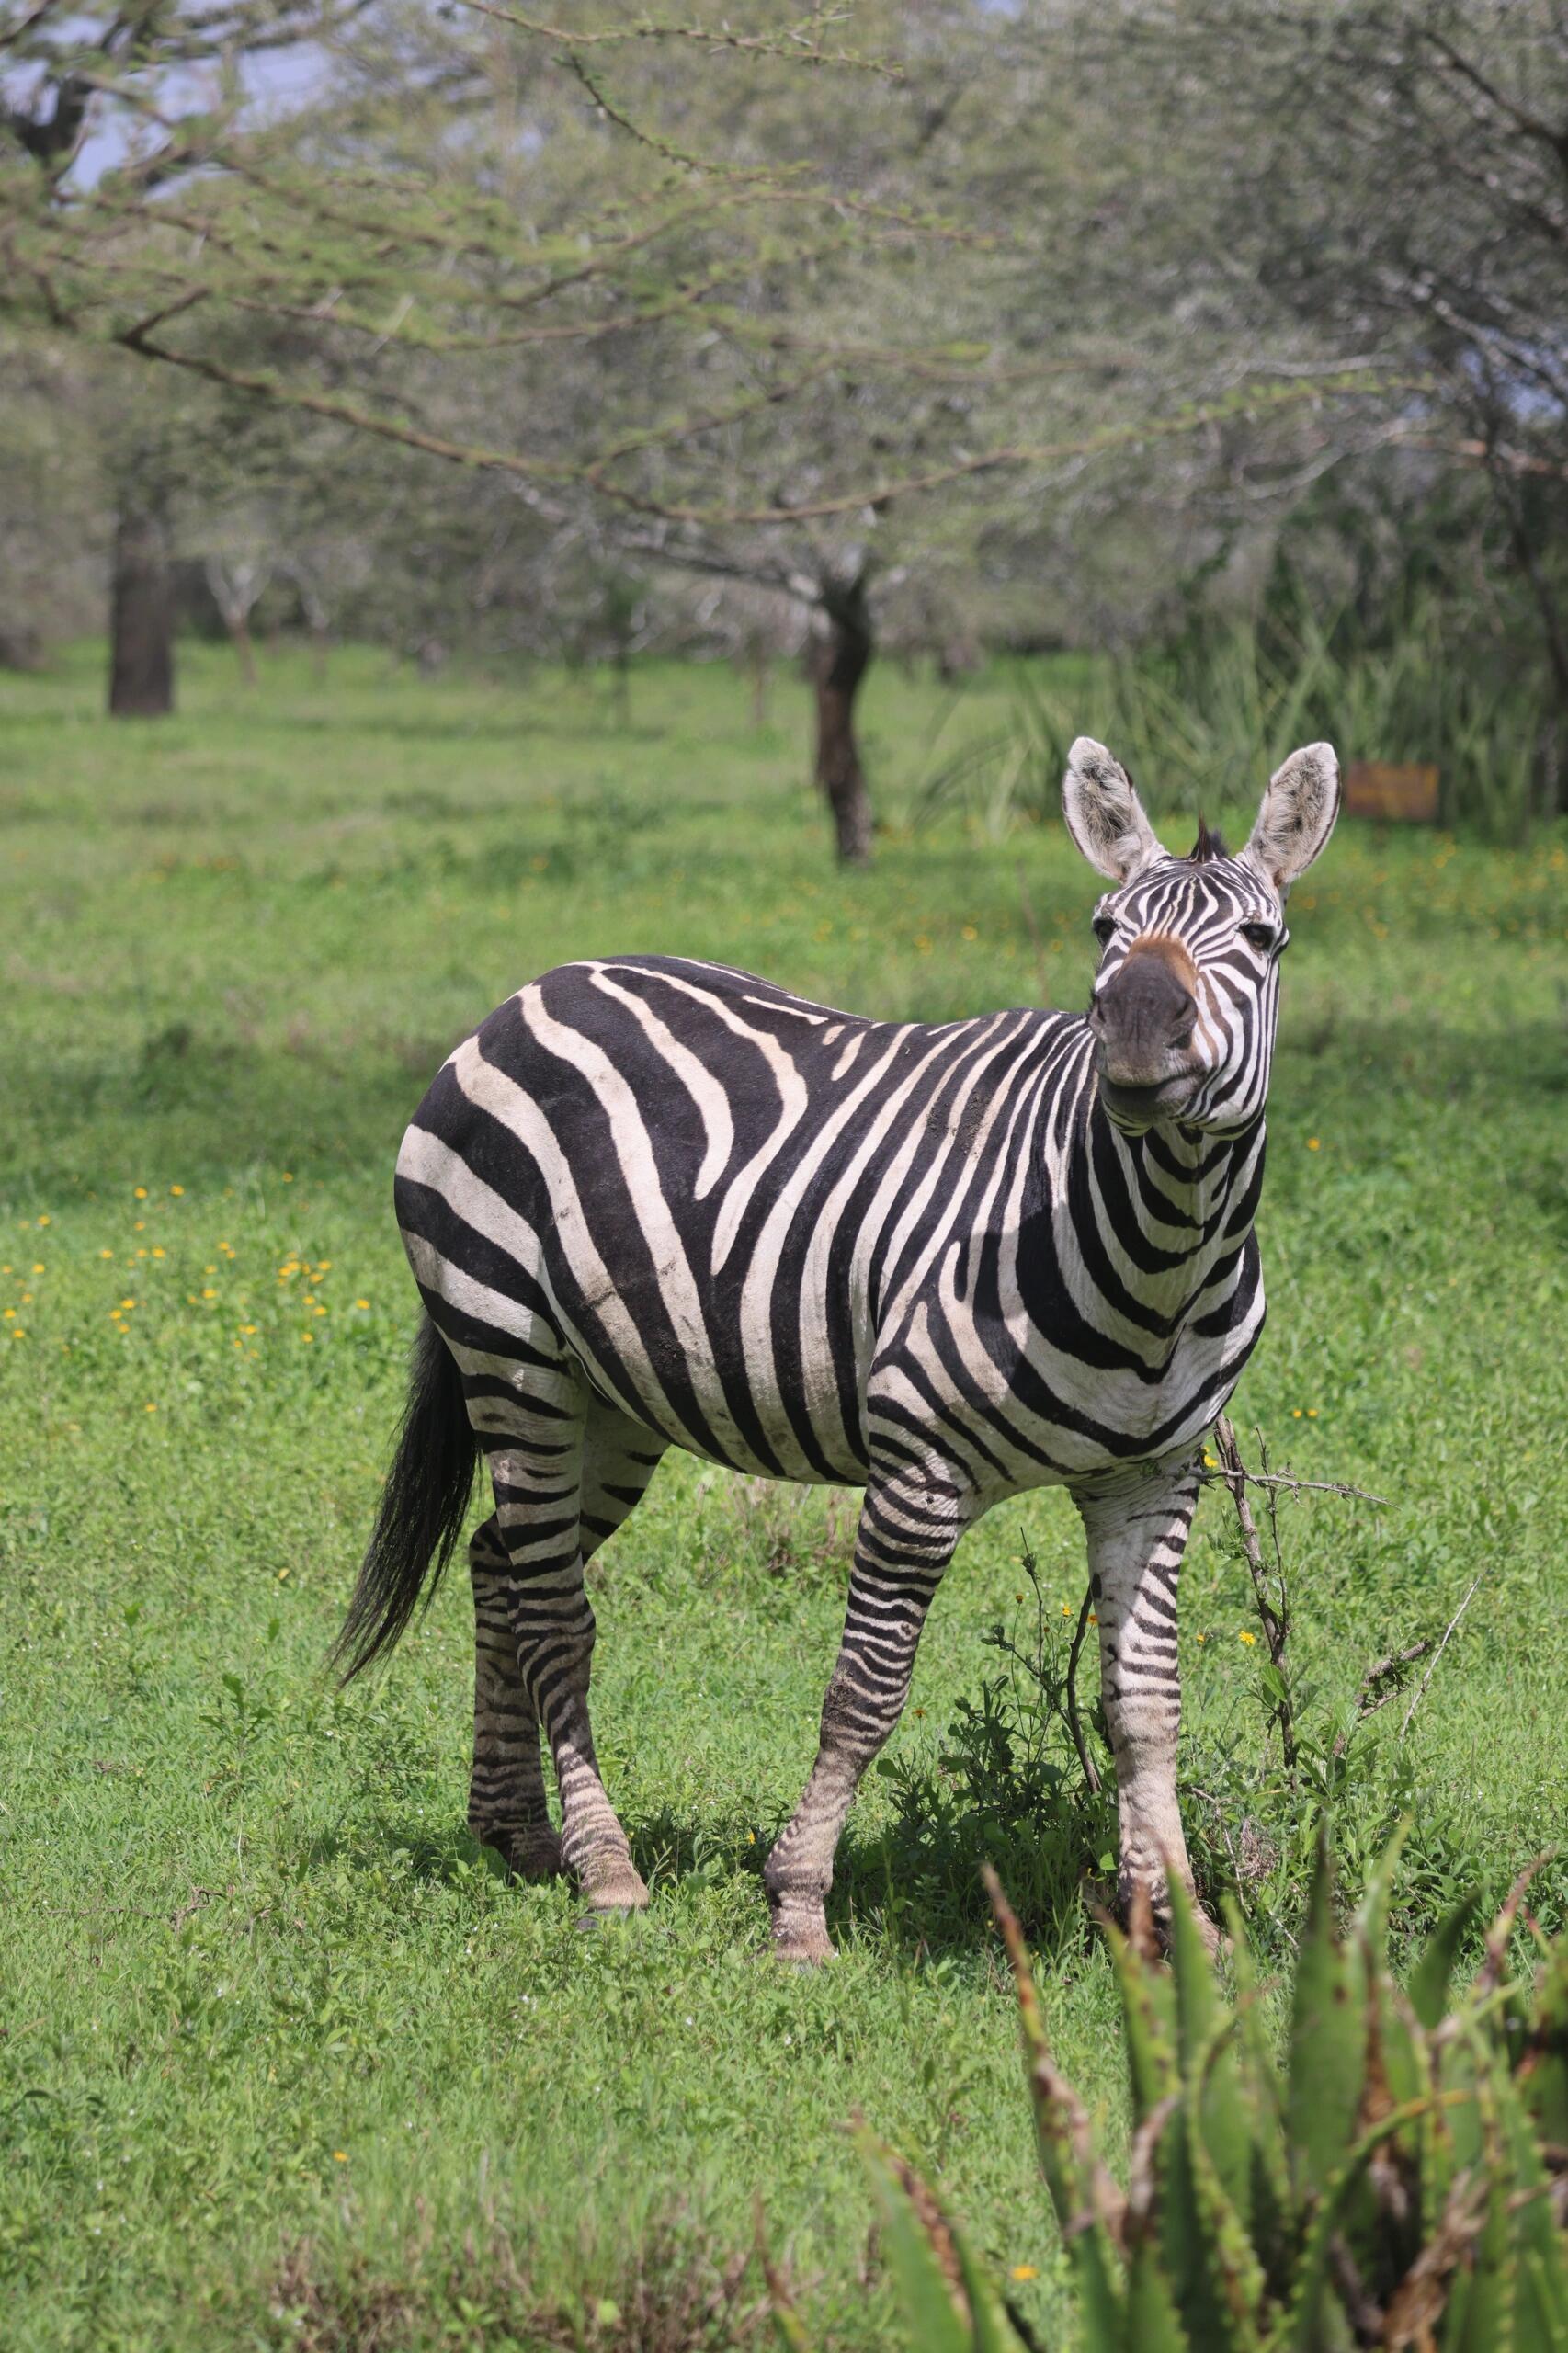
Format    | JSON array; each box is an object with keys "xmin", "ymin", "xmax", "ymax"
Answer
[{"xmin": 1062, "ymin": 738, "xmax": 1165, "ymax": 884}]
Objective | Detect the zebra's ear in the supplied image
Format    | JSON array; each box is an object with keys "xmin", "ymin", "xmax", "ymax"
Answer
[
  {"xmin": 1062, "ymin": 738, "xmax": 1165, "ymax": 883},
  {"xmin": 1245, "ymin": 743, "xmax": 1341, "ymax": 893}
]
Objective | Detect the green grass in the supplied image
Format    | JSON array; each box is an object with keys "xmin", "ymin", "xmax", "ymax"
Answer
[{"xmin": 2, "ymin": 639, "xmax": 1565, "ymax": 2350}]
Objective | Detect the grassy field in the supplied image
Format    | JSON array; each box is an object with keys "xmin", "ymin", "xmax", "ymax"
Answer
[{"xmin": 3, "ymin": 640, "xmax": 1566, "ymax": 2351}]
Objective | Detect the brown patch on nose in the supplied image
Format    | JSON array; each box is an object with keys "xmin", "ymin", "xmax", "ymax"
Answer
[
  {"xmin": 1091, "ymin": 932, "xmax": 1200, "ymax": 1086},
  {"xmin": 1125, "ymin": 932, "xmax": 1199, "ymax": 994}
]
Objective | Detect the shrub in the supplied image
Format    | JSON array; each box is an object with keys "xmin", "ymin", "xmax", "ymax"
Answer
[
  {"xmin": 782, "ymin": 1828, "xmax": 1568, "ymax": 2350},
  {"xmin": 918, "ymin": 605, "xmax": 1552, "ymax": 842}
]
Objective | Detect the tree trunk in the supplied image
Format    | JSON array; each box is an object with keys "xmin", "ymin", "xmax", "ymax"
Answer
[
  {"xmin": 812, "ymin": 580, "xmax": 874, "ymax": 866},
  {"xmin": 108, "ymin": 499, "xmax": 175, "ymax": 717},
  {"xmin": 224, "ymin": 613, "xmax": 258, "ymax": 688}
]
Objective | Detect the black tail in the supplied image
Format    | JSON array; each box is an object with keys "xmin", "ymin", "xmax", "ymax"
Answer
[{"xmin": 333, "ymin": 1315, "xmax": 479, "ymax": 1682}]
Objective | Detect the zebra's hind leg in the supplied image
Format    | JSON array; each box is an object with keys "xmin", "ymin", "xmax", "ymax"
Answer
[
  {"xmin": 489, "ymin": 1378, "xmax": 650, "ymax": 1915},
  {"xmin": 764, "ymin": 1464, "xmax": 971, "ymax": 1964},
  {"xmin": 467, "ymin": 1514, "xmax": 561, "ymax": 1881},
  {"xmin": 1073, "ymin": 1454, "xmax": 1219, "ymax": 1954}
]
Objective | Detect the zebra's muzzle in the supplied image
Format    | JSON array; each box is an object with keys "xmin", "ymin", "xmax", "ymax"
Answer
[
  {"xmin": 1089, "ymin": 942, "xmax": 1199, "ymax": 1090},
  {"xmin": 1097, "ymin": 1073, "xmax": 1200, "ymax": 1129}
]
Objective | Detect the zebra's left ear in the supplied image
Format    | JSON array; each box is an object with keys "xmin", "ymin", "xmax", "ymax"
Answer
[{"xmin": 1244, "ymin": 743, "xmax": 1341, "ymax": 894}]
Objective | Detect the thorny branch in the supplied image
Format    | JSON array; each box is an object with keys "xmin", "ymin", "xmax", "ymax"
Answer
[{"xmin": 1211, "ymin": 1415, "xmax": 1298, "ymax": 1773}]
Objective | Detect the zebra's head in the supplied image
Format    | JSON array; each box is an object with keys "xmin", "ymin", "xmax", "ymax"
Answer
[{"xmin": 1062, "ymin": 736, "xmax": 1340, "ymax": 1135}]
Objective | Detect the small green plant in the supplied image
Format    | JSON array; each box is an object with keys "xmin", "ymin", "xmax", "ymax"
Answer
[{"xmin": 813, "ymin": 1829, "xmax": 1568, "ymax": 2351}]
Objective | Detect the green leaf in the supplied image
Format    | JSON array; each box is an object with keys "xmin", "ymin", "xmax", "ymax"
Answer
[
  {"xmin": 1409, "ymin": 1895, "xmax": 1480, "ymax": 2030},
  {"xmin": 857, "ymin": 2133, "xmax": 971, "ymax": 2353},
  {"xmin": 1177, "ymin": 2042, "xmax": 1267, "ymax": 2353},
  {"xmin": 1124, "ymin": 2240, "xmax": 1195, "ymax": 2353},
  {"xmin": 949, "ymin": 2219, "xmax": 1037, "ymax": 2353},
  {"xmin": 1278, "ymin": 2095, "xmax": 1437, "ymax": 2353},
  {"xmin": 1286, "ymin": 1823, "xmax": 1364, "ymax": 2201},
  {"xmin": 1168, "ymin": 1877, "xmax": 1253, "ymax": 2228},
  {"xmin": 1223, "ymin": 1898, "xmax": 1291, "ymax": 2258}
]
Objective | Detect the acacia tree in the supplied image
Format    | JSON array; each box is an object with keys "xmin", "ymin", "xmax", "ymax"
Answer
[{"xmin": 2, "ymin": 1, "xmax": 1390, "ymax": 822}]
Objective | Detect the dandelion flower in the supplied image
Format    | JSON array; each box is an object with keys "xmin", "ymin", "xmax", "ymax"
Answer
[
  {"xmin": 31, "ymin": 1263, "xmax": 43, "ymax": 1275},
  {"xmin": 202, "ymin": 1288, "xmax": 217, "ymax": 1301},
  {"xmin": 355, "ymin": 1298, "xmax": 369, "ymax": 1311},
  {"xmin": 1010, "ymin": 2266, "xmax": 1039, "ymax": 2283},
  {"xmin": 333, "ymin": 2151, "xmax": 347, "ymax": 2164},
  {"xmin": 1239, "ymin": 1630, "xmax": 1256, "ymax": 1646},
  {"xmin": 134, "ymin": 1188, "xmax": 147, "ymax": 1200},
  {"xmin": 144, "ymin": 1403, "xmax": 156, "ymax": 1414},
  {"xmin": 1307, "ymin": 1138, "xmax": 1321, "ymax": 1152},
  {"xmin": 170, "ymin": 1185, "xmax": 184, "ymax": 1197}
]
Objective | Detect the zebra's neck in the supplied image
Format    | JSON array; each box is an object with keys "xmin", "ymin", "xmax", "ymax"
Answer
[{"xmin": 1074, "ymin": 1076, "xmax": 1266, "ymax": 1342}]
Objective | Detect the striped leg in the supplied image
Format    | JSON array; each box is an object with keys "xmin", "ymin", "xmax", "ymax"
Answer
[
  {"xmin": 487, "ymin": 1375, "xmax": 650, "ymax": 1915},
  {"xmin": 764, "ymin": 1465, "xmax": 971, "ymax": 1963},
  {"xmin": 466, "ymin": 1515, "xmax": 561, "ymax": 1881},
  {"xmin": 1073, "ymin": 1455, "xmax": 1216, "ymax": 1950}
]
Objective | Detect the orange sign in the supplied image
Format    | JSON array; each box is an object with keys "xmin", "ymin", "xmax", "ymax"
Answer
[{"xmin": 1343, "ymin": 761, "xmax": 1440, "ymax": 823}]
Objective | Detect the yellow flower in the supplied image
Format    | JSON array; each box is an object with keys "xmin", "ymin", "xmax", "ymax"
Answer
[
  {"xmin": 99, "ymin": 1249, "xmax": 112, "ymax": 1259},
  {"xmin": 1239, "ymin": 1630, "xmax": 1256, "ymax": 1646},
  {"xmin": 355, "ymin": 1298, "xmax": 369, "ymax": 1311},
  {"xmin": 31, "ymin": 1262, "xmax": 43, "ymax": 1274},
  {"xmin": 120, "ymin": 1297, "xmax": 137, "ymax": 1310},
  {"xmin": 333, "ymin": 2151, "xmax": 347, "ymax": 2164},
  {"xmin": 134, "ymin": 1187, "xmax": 147, "ymax": 1199},
  {"xmin": 153, "ymin": 1246, "xmax": 165, "ymax": 1258},
  {"xmin": 36, "ymin": 1215, "xmax": 49, "ymax": 1227},
  {"xmin": 281, "ymin": 1172, "xmax": 294, "ymax": 1183},
  {"xmin": 170, "ymin": 1185, "xmax": 184, "ymax": 1196},
  {"xmin": 301, "ymin": 1331, "xmax": 314, "ymax": 1344},
  {"xmin": 1009, "ymin": 2265, "xmax": 1039, "ymax": 2283},
  {"xmin": 202, "ymin": 1288, "xmax": 217, "ymax": 1301},
  {"xmin": 960, "ymin": 925, "xmax": 978, "ymax": 942},
  {"xmin": 144, "ymin": 1402, "xmax": 157, "ymax": 1414},
  {"xmin": 1306, "ymin": 1138, "xmax": 1321, "ymax": 1152},
  {"xmin": 1306, "ymin": 1407, "xmax": 1318, "ymax": 1419}
]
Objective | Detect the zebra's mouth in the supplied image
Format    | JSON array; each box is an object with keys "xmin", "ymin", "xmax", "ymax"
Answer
[{"xmin": 1098, "ymin": 1074, "xmax": 1199, "ymax": 1128}]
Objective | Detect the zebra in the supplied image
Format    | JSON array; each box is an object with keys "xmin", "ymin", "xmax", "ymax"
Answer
[{"xmin": 336, "ymin": 736, "xmax": 1340, "ymax": 1961}]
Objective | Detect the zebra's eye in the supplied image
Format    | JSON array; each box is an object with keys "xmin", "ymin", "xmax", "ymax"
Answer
[
  {"xmin": 1240, "ymin": 921, "xmax": 1279, "ymax": 953},
  {"xmin": 1092, "ymin": 915, "xmax": 1118, "ymax": 949}
]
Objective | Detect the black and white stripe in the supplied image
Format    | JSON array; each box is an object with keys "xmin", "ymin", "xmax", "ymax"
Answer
[{"xmin": 345, "ymin": 736, "xmax": 1341, "ymax": 1956}]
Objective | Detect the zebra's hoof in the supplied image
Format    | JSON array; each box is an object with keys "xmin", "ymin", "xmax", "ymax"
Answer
[
  {"xmin": 507, "ymin": 1829, "xmax": 565, "ymax": 1883},
  {"xmin": 578, "ymin": 1862, "xmax": 651, "ymax": 1914},
  {"xmin": 769, "ymin": 1915, "xmax": 835, "ymax": 1966}
]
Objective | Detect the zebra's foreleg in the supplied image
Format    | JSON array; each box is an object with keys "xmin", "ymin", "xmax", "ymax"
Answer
[
  {"xmin": 466, "ymin": 1515, "xmax": 562, "ymax": 1881},
  {"xmin": 1073, "ymin": 1455, "xmax": 1216, "ymax": 1951},
  {"xmin": 764, "ymin": 1467, "xmax": 970, "ymax": 1964}
]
